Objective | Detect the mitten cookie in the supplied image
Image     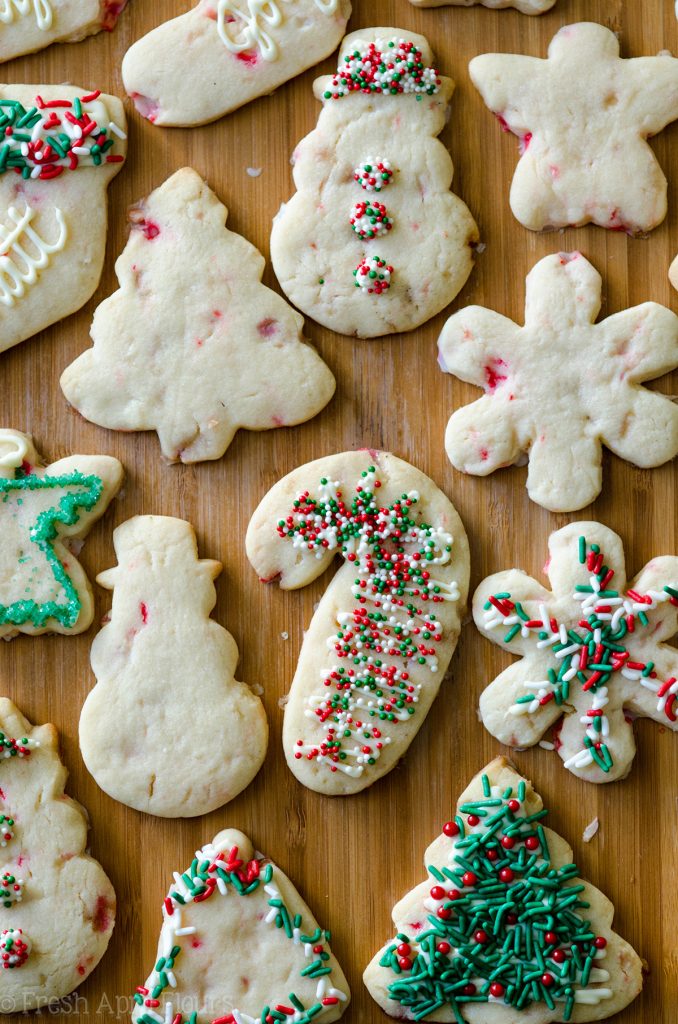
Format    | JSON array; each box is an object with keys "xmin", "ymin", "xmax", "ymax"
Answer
[
  {"xmin": 0, "ymin": 0, "xmax": 128, "ymax": 63},
  {"xmin": 0, "ymin": 428, "xmax": 123, "ymax": 639},
  {"xmin": 0, "ymin": 85, "xmax": 126, "ymax": 356},
  {"xmin": 246, "ymin": 450, "xmax": 470, "ymax": 795},
  {"xmin": 270, "ymin": 28, "xmax": 478, "ymax": 338},
  {"xmin": 60, "ymin": 168, "xmax": 335, "ymax": 463},
  {"xmin": 470, "ymin": 23, "xmax": 678, "ymax": 232},
  {"xmin": 0, "ymin": 697, "xmax": 115, "ymax": 1011},
  {"xmin": 475, "ymin": 523, "xmax": 678, "ymax": 783},
  {"xmin": 409, "ymin": 0, "xmax": 554, "ymax": 10},
  {"xmin": 438, "ymin": 252, "xmax": 678, "ymax": 512},
  {"xmin": 79, "ymin": 516, "xmax": 268, "ymax": 817},
  {"xmin": 365, "ymin": 757, "xmax": 642, "ymax": 1022},
  {"xmin": 131, "ymin": 829, "xmax": 350, "ymax": 1023},
  {"xmin": 121, "ymin": 0, "xmax": 351, "ymax": 127}
]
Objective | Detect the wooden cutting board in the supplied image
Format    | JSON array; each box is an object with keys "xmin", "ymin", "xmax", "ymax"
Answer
[{"xmin": 2, "ymin": 0, "xmax": 677, "ymax": 1020}]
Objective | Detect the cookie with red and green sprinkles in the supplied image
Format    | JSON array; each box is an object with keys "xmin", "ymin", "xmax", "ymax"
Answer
[
  {"xmin": 364, "ymin": 757, "xmax": 643, "ymax": 1023},
  {"xmin": 131, "ymin": 829, "xmax": 350, "ymax": 1024}
]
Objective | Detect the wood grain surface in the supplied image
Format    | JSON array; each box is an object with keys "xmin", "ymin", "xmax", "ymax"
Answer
[{"xmin": 2, "ymin": 0, "xmax": 678, "ymax": 1021}]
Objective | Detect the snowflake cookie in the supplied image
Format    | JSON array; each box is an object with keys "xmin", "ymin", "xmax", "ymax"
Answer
[
  {"xmin": 131, "ymin": 828, "xmax": 350, "ymax": 1024},
  {"xmin": 474, "ymin": 523, "xmax": 678, "ymax": 784},
  {"xmin": 438, "ymin": 252, "xmax": 678, "ymax": 512},
  {"xmin": 365, "ymin": 757, "xmax": 642, "ymax": 1022},
  {"xmin": 409, "ymin": 0, "xmax": 554, "ymax": 10},
  {"xmin": 246, "ymin": 450, "xmax": 470, "ymax": 796},
  {"xmin": 79, "ymin": 515, "xmax": 268, "ymax": 817},
  {"xmin": 122, "ymin": 0, "xmax": 351, "ymax": 127},
  {"xmin": 0, "ymin": 698, "xmax": 115, "ymax": 1010},
  {"xmin": 470, "ymin": 22, "xmax": 678, "ymax": 232},
  {"xmin": 0, "ymin": 429, "xmax": 123, "ymax": 639},
  {"xmin": 270, "ymin": 28, "xmax": 478, "ymax": 338},
  {"xmin": 0, "ymin": 0, "xmax": 128, "ymax": 62},
  {"xmin": 60, "ymin": 168, "xmax": 335, "ymax": 463}
]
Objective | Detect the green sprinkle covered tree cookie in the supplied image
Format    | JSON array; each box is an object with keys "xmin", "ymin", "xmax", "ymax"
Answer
[
  {"xmin": 131, "ymin": 828, "xmax": 350, "ymax": 1024},
  {"xmin": 364, "ymin": 757, "xmax": 642, "ymax": 1022}
]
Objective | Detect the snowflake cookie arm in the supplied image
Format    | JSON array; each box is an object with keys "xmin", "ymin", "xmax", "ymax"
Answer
[
  {"xmin": 624, "ymin": 54, "xmax": 678, "ymax": 136},
  {"xmin": 525, "ymin": 431, "xmax": 602, "ymax": 512},
  {"xmin": 438, "ymin": 307, "xmax": 521, "ymax": 387}
]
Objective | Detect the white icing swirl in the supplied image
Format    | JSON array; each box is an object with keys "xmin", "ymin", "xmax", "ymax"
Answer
[{"xmin": 217, "ymin": 0, "xmax": 338, "ymax": 62}]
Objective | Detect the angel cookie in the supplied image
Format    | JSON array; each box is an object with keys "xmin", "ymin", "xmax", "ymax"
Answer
[
  {"xmin": 438, "ymin": 252, "xmax": 678, "ymax": 512},
  {"xmin": 246, "ymin": 450, "xmax": 470, "ymax": 795},
  {"xmin": 0, "ymin": 85, "xmax": 126, "ymax": 356},
  {"xmin": 60, "ymin": 168, "xmax": 335, "ymax": 463},
  {"xmin": 132, "ymin": 828, "xmax": 350, "ymax": 1023},
  {"xmin": 0, "ymin": 0, "xmax": 128, "ymax": 63},
  {"xmin": 0, "ymin": 698, "xmax": 115, "ymax": 1011},
  {"xmin": 122, "ymin": 0, "xmax": 351, "ymax": 127},
  {"xmin": 475, "ymin": 524, "xmax": 678, "ymax": 783},
  {"xmin": 409, "ymin": 0, "xmax": 554, "ymax": 10},
  {"xmin": 270, "ymin": 29, "xmax": 478, "ymax": 338},
  {"xmin": 470, "ymin": 23, "xmax": 678, "ymax": 232},
  {"xmin": 0, "ymin": 428, "xmax": 123, "ymax": 639},
  {"xmin": 79, "ymin": 516, "xmax": 268, "ymax": 817},
  {"xmin": 365, "ymin": 758, "xmax": 642, "ymax": 1022}
]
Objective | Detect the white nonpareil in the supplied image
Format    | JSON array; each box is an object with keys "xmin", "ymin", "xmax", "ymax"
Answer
[
  {"xmin": 0, "ymin": 205, "xmax": 67, "ymax": 308},
  {"xmin": 217, "ymin": 0, "xmax": 338, "ymax": 60}
]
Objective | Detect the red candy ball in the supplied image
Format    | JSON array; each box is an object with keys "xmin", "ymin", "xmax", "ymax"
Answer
[
  {"xmin": 443, "ymin": 821, "xmax": 459, "ymax": 838},
  {"xmin": 462, "ymin": 871, "xmax": 477, "ymax": 887},
  {"xmin": 501, "ymin": 836, "xmax": 515, "ymax": 849},
  {"xmin": 490, "ymin": 982, "xmax": 505, "ymax": 998},
  {"xmin": 396, "ymin": 943, "xmax": 411, "ymax": 957},
  {"xmin": 448, "ymin": 889, "xmax": 461, "ymax": 901},
  {"xmin": 594, "ymin": 936, "xmax": 608, "ymax": 949},
  {"xmin": 474, "ymin": 930, "xmax": 489, "ymax": 944},
  {"xmin": 552, "ymin": 950, "xmax": 567, "ymax": 963},
  {"xmin": 525, "ymin": 836, "xmax": 540, "ymax": 850},
  {"xmin": 437, "ymin": 906, "xmax": 452, "ymax": 920},
  {"xmin": 436, "ymin": 941, "xmax": 452, "ymax": 955},
  {"xmin": 506, "ymin": 913, "xmax": 518, "ymax": 925},
  {"xmin": 486, "ymin": 849, "xmax": 499, "ymax": 862},
  {"xmin": 462, "ymin": 983, "xmax": 476, "ymax": 996},
  {"xmin": 508, "ymin": 799, "xmax": 520, "ymax": 812},
  {"xmin": 467, "ymin": 814, "xmax": 480, "ymax": 826},
  {"xmin": 429, "ymin": 886, "xmax": 445, "ymax": 901},
  {"xmin": 499, "ymin": 867, "xmax": 514, "ymax": 883},
  {"xmin": 545, "ymin": 931, "xmax": 558, "ymax": 946},
  {"xmin": 398, "ymin": 956, "xmax": 412, "ymax": 971},
  {"xmin": 541, "ymin": 974, "xmax": 554, "ymax": 988}
]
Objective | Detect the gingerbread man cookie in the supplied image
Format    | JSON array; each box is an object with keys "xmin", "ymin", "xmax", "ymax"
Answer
[
  {"xmin": 475, "ymin": 524, "xmax": 678, "ymax": 783},
  {"xmin": 0, "ymin": 0, "xmax": 127, "ymax": 63},
  {"xmin": 470, "ymin": 23, "xmax": 678, "ymax": 232},
  {"xmin": 365, "ymin": 757, "xmax": 642, "ymax": 1022},
  {"xmin": 0, "ymin": 429, "xmax": 123, "ymax": 639},
  {"xmin": 122, "ymin": 0, "xmax": 351, "ymax": 127},
  {"xmin": 246, "ymin": 450, "xmax": 470, "ymax": 795},
  {"xmin": 270, "ymin": 28, "xmax": 478, "ymax": 338},
  {"xmin": 438, "ymin": 252, "xmax": 678, "ymax": 512},
  {"xmin": 60, "ymin": 168, "xmax": 335, "ymax": 463}
]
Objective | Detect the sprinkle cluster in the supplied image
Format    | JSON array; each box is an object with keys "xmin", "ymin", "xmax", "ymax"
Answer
[
  {"xmin": 324, "ymin": 39, "xmax": 441, "ymax": 99},
  {"xmin": 350, "ymin": 201, "xmax": 392, "ymax": 240},
  {"xmin": 354, "ymin": 159, "xmax": 393, "ymax": 192},
  {"xmin": 0, "ymin": 815, "xmax": 14, "ymax": 847},
  {"xmin": 0, "ymin": 872, "xmax": 23, "ymax": 909},
  {"xmin": 0, "ymin": 92, "xmax": 125, "ymax": 180},
  {"xmin": 380, "ymin": 775, "xmax": 611, "ymax": 1023},
  {"xmin": 353, "ymin": 255, "xmax": 392, "ymax": 293},
  {"xmin": 278, "ymin": 467, "xmax": 458, "ymax": 777},
  {"xmin": 483, "ymin": 535, "xmax": 678, "ymax": 773},
  {"xmin": 132, "ymin": 841, "xmax": 347, "ymax": 1024},
  {"xmin": 0, "ymin": 928, "xmax": 30, "ymax": 969},
  {"xmin": 0, "ymin": 732, "xmax": 37, "ymax": 759}
]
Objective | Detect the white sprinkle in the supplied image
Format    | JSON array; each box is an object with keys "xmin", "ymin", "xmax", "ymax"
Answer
[
  {"xmin": 582, "ymin": 816, "xmax": 599, "ymax": 843},
  {"xmin": 246, "ymin": 166, "xmax": 262, "ymax": 177}
]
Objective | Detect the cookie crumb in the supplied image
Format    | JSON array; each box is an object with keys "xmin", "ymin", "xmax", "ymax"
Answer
[
  {"xmin": 246, "ymin": 167, "xmax": 262, "ymax": 178},
  {"xmin": 280, "ymin": 631, "xmax": 289, "ymax": 640},
  {"xmin": 582, "ymin": 816, "xmax": 599, "ymax": 843}
]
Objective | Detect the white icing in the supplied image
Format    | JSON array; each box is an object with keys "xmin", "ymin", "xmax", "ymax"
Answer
[
  {"xmin": 0, "ymin": 0, "xmax": 52, "ymax": 30},
  {"xmin": 217, "ymin": 0, "xmax": 338, "ymax": 61},
  {"xmin": 0, "ymin": 429, "xmax": 28, "ymax": 469},
  {"xmin": 0, "ymin": 205, "xmax": 67, "ymax": 308}
]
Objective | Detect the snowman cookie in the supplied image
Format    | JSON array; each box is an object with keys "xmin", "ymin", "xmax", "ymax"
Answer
[
  {"xmin": 60, "ymin": 168, "xmax": 335, "ymax": 463},
  {"xmin": 122, "ymin": 0, "xmax": 352, "ymax": 127},
  {"xmin": 132, "ymin": 829, "xmax": 350, "ymax": 1023},
  {"xmin": 0, "ymin": 85, "xmax": 126, "ymax": 357},
  {"xmin": 0, "ymin": 429, "xmax": 123, "ymax": 639},
  {"xmin": 409, "ymin": 0, "xmax": 554, "ymax": 10},
  {"xmin": 79, "ymin": 516, "xmax": 268, "ymax": 817},
  {"xmin": 270, "ymin": 28, "xmax": 479, "ymax": 338},
  {"xmin": 246, "ymin": 450, "xmax": 470, "ymax": 795},
  {"xmin": 0, "ymin": 0, "xmax": 128, "ymax": 63},
  {"xmin": 0, "ymin": 697, "xmax": 115, "ymax": 1011}
]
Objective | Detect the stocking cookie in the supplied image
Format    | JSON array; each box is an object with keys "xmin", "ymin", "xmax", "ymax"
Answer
[
  {"xmin": 365, "ymin": 757, "xmax": 642, "ymax": 1022},
  {"xmin": 470, "ymin": 23, "xmax": 678, "ymax": 232},
  {"xmin": 270, "ymin": 28, "xmax": 478, "ymax": 338},
  {"xmin": 79, "ymin": 516, "xmax": 268, "ymax": 817},
  {"xmin": 0, "ymin": 85, "xmax": 126, "ymax": 357},
  {"xmin": 475, "ymin": 523, "xmax": 678, "ymax": 783},
  {"xmin": 60, "ymin": 168, "xmax": 335, "ymax": 463},
  {"xmin": 409, "ymin": 0, "xmax": 554, "ymax": 11},
  {"xmin": 246, "ymin": 450, "xmax": 470, "ymax": 795},
  {"xmin": 0, "ymin": 0, "xmax": 128, "ymax": 63},
  {"xmin": 0, "ymin": 429, "xmax": 123, "ymax": 639},
  {"xmin": 121, "ymin": 0, "xmax": 351, "ymax": 127},
  {"xmin": 131, "ymin": 828, "xmax": 350, "ymax": 1023},
  {"xmin": 438, "ymin": 252, "xmax": 678, "ymax": 512},
  {"xmin": 0, "ymin": 697, "xmax": 115, "ymax": 1011}
]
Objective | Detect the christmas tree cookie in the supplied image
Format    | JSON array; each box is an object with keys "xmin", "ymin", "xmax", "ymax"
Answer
[
  {"xmin": 365, "ymin": 757, "xmax": 643, "ymax": 1022},
  {"xmin": 409, "ymin": 0, "xmax": 554, "ymax": 11},
  {"xmin": 121, "ymin": 0, "xmax": 351, "ymax": 127},
  {"xmin": 438, "ymin": 252, "xmax": 678, "ymax": 512},
  {"xmin": 0, "ymin": 84, "xmax": 127, "ymax": 357},
  {"xmin": 270, "ymin": 28, "xmax": 479, "ymax": 338},
  {"xmin": 0, "ymin": 428, "xmax": 123, "ymax": 639},
  {"xmin": 0, "ymin": 0, "xmax": 128, "ymax": 63},
  {"xmin": 475, "ymin": 523, "xmax": 678, "ymax": 783},
  {"xmin": 79, "ymin": 516, "xmax": 268, "ymax": 817},
  {"xmin": 471, "ymin": 23, "xmax": 678, "ymax": 232},
  {"xmin": 0, "ymin": 697, "xmax": 115, "ymax": 1010},
  {"xmin": 60, "ymin": 168, "xmax": 335, "ymax": 463},
  {"xmin": 131, "ymin": 828, "xmax": 350, "ymax": 1024},
  {"xmin": 246, "ymin": 450, "xmax": 470, "ymax": 795}
]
